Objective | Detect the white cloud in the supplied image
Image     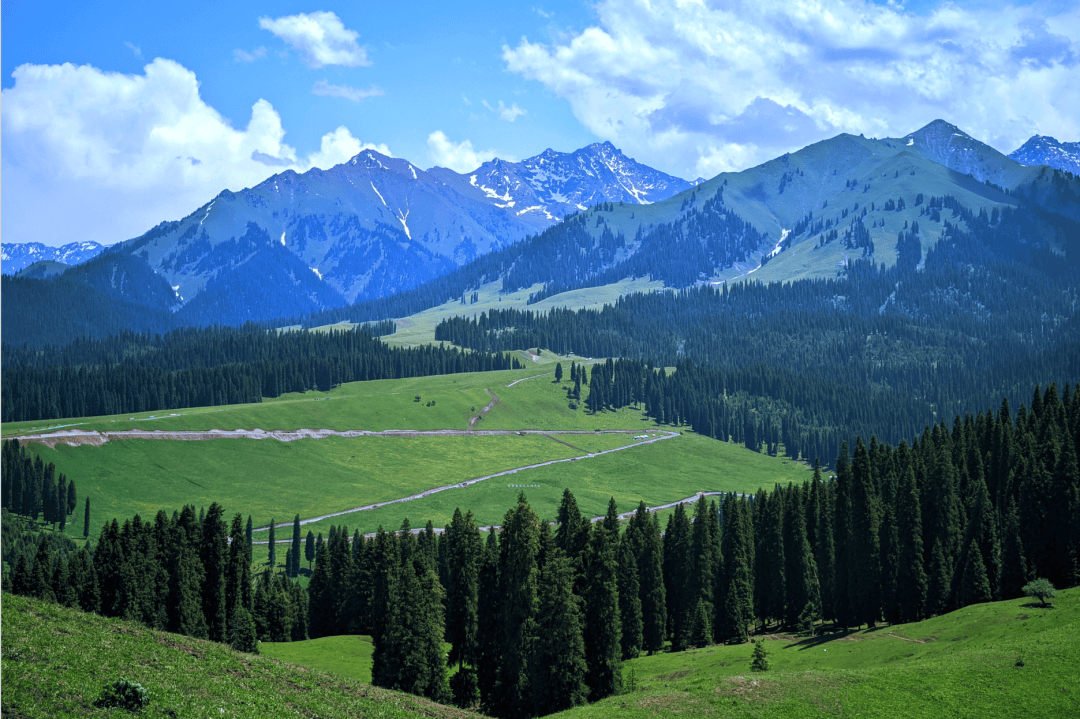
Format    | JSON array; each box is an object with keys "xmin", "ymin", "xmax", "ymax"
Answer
[
  {"xmin": 259, "ymin": 11, "xmax": 370, "ymax": 68},
  {"xmin": 1, "ymin": 58, "xmax": 388, "ymax": 246},
  {"xmin": 125, "ymin": 42, "xmax": 142, "ymax": 59},
  {"xmin": 311, "ymin": 79, "xmax": 384, "ymax": 102},
  {"xmin": 503, "ymin": 0, "xmax": 1080, "ymax": 178},
  {"xmin": 233, "ymin": 47, "xmax": 267, "ymax": 63},
  {"xmin": 426, "ymin": 131, "xmax": 498, "ymax": 172},
  {"xmin": 483, "ymin": 99, "xmax": 527, "ymax": 121}
]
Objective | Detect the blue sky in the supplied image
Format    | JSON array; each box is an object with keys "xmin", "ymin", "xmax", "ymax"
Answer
[{"xmin": 3, "ymin": 0, "xmax": 1078, "ymax": 246}]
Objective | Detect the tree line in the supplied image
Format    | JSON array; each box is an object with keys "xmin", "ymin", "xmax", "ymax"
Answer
[{"xmin": 2, "ymin": 324, "xmax": 522, "ymax": 423}]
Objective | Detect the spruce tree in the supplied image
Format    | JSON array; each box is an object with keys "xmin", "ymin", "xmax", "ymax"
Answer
[
  {"xmin": 663, "ymin": 503, "xmax": 692, "ymax": 649},
  {"xmin": 755, "ymin": 489, "xmax": 786, "ymax": 629},
  {"xmin": 782, "ymin": 484, "xmax": 819, "ymax": 627},
  {"xmin": 476, "ymin": 531, "xmax": 501, "ymax": 712},
  {"xmin": 555, "ymin": 488, "xmax": 587, "ymax": 560},
  {"xmin": 444, "ymin": 509, "xmax": 481, "ymax": 708},
  {"xmin": 291, "ymin": 514, "xmax": 302, "ymax": 578},
  {"xmin": 305, "ymin": 530, "xmax": 316, "ymax": 571},
  {"xmin": 635, "ymin": 506, "xmax": 666, "ymax": 654},
  {"xmin": 849, "ymin": 439, "xmax": 882, "ymax": 627},
  {"xmin": 893, "ymin": 465, "xmax": 928, "ymax": 623},
  {"xmin": 582, "ymin": 524, "xmax": 622, "ymax": 701},
  {"xmin": 617, "ymin": 534, "xmax": 643, "ymax": 660},
  {"xmin": 530, "ymin": 552, "xmax": 588, "ymax": 715},
  {"xmin": 999, "ymin": 498, "xmax": 1029, "ymax": 599},
  {"xmin": 267, "ymin": 519, "xmax": 276, "ymax": 569},
  {"xmin": 719, "ymin": 495, "xmax": 754, "ymax": 644},
  {"xmin": 200, "ymin": 503, "xmax": 229, "ymax": 642},
  {"xmin": 492, "ymin": 494, "xmax": 540, "ymax": 718}
]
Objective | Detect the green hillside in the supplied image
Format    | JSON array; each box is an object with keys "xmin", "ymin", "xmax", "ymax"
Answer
[
  {"xmin": 0, "ymin": 592, "xmax": 479, "ymax": 719},
  {"xmin": 559, "ymin": 588, "xmax": 1080, "ymax": 719},
  {"xmin": 3, "ymin": 368, "xmax": 810, "ymax": 543}
]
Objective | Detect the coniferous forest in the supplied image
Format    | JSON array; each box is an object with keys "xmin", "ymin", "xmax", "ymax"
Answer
[
  {"xmin": 1, "ymin": 323, "xmax": 520, "ymax": 423},
  {"xmin": 5, "ymin": 382, "xmax": 1077, "ymax": 716}
]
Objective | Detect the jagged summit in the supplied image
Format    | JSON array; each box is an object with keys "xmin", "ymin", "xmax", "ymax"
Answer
[{"xmin": 1009, "ymin": 135, "xmax": 1080, "ymax": 175}]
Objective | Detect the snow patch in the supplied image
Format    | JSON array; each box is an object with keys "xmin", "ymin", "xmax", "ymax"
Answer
[
  {"xmin": 396, "ymin": 204, "xmax": 412, "ymax": 240},
  {"xmin": 370, "ymin": 182, "xmax": 388, "ymax": 208},
  {"xmin": 409, "ymin": 164, "xmax": 417, "ymax": 180},
  {"xmin": 200, "ymin": 200, "xmax": 215, "ymax": 226},
  {"xmin": 280, "ymin": 232, "xmax": 287, "ymax": 247},
  {"xmin": 310, "ymin": 267, "xmax": 323, "ymax": 280},
  {"xmin": 907, "ymin": 138, "xmax": 914, "ymax": 146}
]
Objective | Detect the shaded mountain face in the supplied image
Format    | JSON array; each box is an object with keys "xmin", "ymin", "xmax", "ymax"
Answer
[
  {"xmin": 1009, "ymin": 135, "xmax": 1080, "ymax": 175},
  {"xmin": 57, "ymin": 143, "xmax": 692, "ymax": 324},
  {"xmin": 1, "ymin": 241, "xmax": 104, "ymax": 274}
]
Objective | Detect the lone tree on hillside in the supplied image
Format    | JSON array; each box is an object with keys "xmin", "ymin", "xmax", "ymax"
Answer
[
  {"xmin": 1022, "ymin": 578, "xmax": 1057, "ymax": 607},
  {"xmin": 751, "ymin": 640, "xmax": 770, "ymax": 672},
  {"xmin": 554, "ymin": 363, "xmax": 564, "ymax": 383}
]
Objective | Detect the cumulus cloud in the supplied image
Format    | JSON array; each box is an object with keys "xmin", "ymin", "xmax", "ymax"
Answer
[
  {"xmin": 503, "ymin": 0, "xmax": 1080, "ymax": 178},
  {"xmin": 259, "ymin": 11, "xmax": 369, "ymax": 68},
  {"xmin": 426, "ymin": 131, "xmax": 499, "ymax": 172},
  {"xmin": 311, "ymin": 79, "xmax": 384, "ymax": 102},
  {"xmin": 1, "ymin": 58, "xmax": 387, "ymax": 246},
  {"xmin": 233, "ymin": 47, "xmax": 267, "ymax": 63}
]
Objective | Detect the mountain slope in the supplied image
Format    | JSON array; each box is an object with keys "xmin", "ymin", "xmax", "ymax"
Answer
[{"xmin": 1009, "ymin": 134, "xmax": 1080, "ymax": 175}]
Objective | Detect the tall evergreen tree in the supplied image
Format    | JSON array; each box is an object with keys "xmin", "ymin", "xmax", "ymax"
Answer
[
  {"xmin": 663, "ymin": 503, "xmax": 692, "ymax": 649},
  {"xmin": 83, "ymin": 496, "xmax": 91, "ymax": 539},
  {"xmin": 200, "ymin": 503, "xmax": 229, "ymax": 642},
  {"xmin": 493, "ymin": 493, "xmax": 540, "ymax": 719},
  {"xmin": 634, "ymin": 507, "xmax": 667, "ymax": 654},
  {"xmin": 305, "ymin": 530, "xmax": 316, "ymax": 571},
  {"xmin": 267, "ymin": 519, "xmax": 276, "ymax": 570},
  {"xmin": 530, "ymin": 553, "xmax": 588, "ymax": 716},
  {"xmin": 718, "ymin": 495, "xmax": 754, "ymax": 644},
  {"xmin": 617, "ymin": 534, "xmax": 643, "ymax": 660},
  {"xmin": 582, "ymin": 523, "xmax": 622, "ymax": 701},
  {"xmin": 444, "ymin": 509, "xmax": 481, "ymax": 709},
  {"xmin": 849, "ymin": 439, "xmax": 882, "ymax": 627},
  {"xmin": 290, "ymin": 514, "xmax": 302, "ymax": 578},
  {"xmin": 782, "ymin": 484, "xmax": 819, "ymax": 627},
  {"xmin": 892, "ymin": 465, "xmax": 928, "ymax": 623}
]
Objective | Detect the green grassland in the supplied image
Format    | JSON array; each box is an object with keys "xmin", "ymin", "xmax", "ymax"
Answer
[
  {"xmin": 5, "ymin": 369, "xmax": 810, "ymax": 546},
  {"xmin": 0, "ymin": 592, "xmax": 478, "ymax": 719},
  {"xmin": 28, "ymin": 433, "xmax": 582, "ymax": 542},
  {"xmin": 260, "ymin": 635, "xmax": 375, "ymax": 684},
  {"xmin": 559, "ymin": 588, "xmax": 1080, "ymax": 719}
]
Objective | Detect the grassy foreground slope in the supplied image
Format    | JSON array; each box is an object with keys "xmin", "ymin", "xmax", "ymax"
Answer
[
  {"xmin": 560, "ymin": 589, "xmax": 1080, "ymax": 719},
  {"xmin": 0, "ymin": 593, "xmax": 478, "ymax": 719}
]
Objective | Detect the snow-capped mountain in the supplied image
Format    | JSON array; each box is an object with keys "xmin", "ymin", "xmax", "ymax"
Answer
[
  {"xmin": 1, "ymin": 241, "xmax": 105, "ymax": 274},
  {"xmin": 901, "ymin": 120, "xmax": 1033, "ymax": 188},
  {"xmin": 50, "ymin": 143, "xmax": 692, "ymax": 325},
  {"xmin": 1008, "ymin": 135, "xmax": 1080, "ymax": 175},
  {"xmin": 429, "ymin": 142, "xmax": 694, "ymax": 222}
]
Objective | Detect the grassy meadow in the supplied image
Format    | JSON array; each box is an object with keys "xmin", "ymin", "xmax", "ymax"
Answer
[
  {"xmin": 562, "ymin": 588, "xmax": 1080, "ymax": 718},
  {"xmin": 4, "ymin": 368, "xmax": 811, "ymax": 544}
]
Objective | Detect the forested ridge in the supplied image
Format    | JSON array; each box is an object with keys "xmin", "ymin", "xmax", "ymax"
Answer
[
  {"xmin": 1, "ymin": 323, "xmax": 519, "ymax": 423},
  {"xmin": 5, "ymin": 382, "xmax": 1077, "ymax": 715},
  {"xmin": 436, "ymin": 215, "xmax": 1080, "ymax": 461}
]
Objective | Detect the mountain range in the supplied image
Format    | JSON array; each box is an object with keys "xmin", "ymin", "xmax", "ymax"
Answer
[
  {"xmin": 3, "ymin": 121, "xmax": 1078, "ymax": 347},
  {"xmin": 1, "ymin": 241, "xmax": 105, "ymax": 275}
]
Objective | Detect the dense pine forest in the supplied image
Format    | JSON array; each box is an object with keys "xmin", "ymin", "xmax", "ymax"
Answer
[
  {"xmin": 1, "ymin": 323, "xmax": 519, "ymax": 423},
  {"xmin": 5, "ymin": 382, "xmax": 1077, "ymax": 716}
]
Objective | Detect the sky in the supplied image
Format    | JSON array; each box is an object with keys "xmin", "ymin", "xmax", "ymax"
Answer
[{"xmin": 3, "ymin": 0, "xmax": 1079, "ymax": 247}]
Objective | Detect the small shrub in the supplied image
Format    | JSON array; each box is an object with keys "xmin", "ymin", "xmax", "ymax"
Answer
[
  {"xmin": 95, "ymin": 678, "xmax": 150, "ymax": 712},
  {"xmin": 1022, "ymin": 578, "xmax": 1057, "ymax": 607}
]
